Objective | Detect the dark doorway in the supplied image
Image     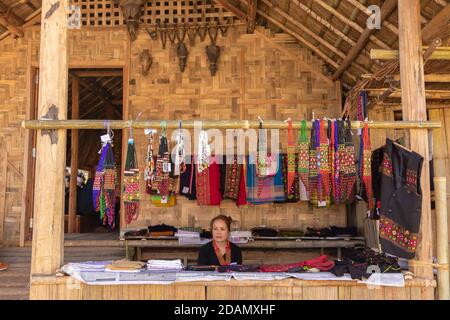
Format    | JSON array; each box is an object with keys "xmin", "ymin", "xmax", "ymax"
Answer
[{"xmin": 65, "ymin": 68, "xmax": 123, "ymax": 235}]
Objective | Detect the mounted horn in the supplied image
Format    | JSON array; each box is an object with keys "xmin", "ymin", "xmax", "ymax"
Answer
[
  {"xmin": 139, "ymin": 49, "xmax": 153, "ymax": 76},
  {"xmin": 114, "ymin": 0, "xmax": 145, "ymax": 41}
]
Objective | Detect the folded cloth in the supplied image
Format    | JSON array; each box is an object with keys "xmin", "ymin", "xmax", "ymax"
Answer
[
  {"xmin": 149, "ymin": 231, "xmax": 175, "ymax": 237},
  {"xmin": 105, "ymin": 260, "xmax": 146, "ymax": 271},
  {"xmin": 124, "ymin": 229, "xmax": 149, "ymax": 237},
  {"xmin": 178, "ymin": 226, "xmax": 203, "ymax": 233},
  {"xmin": 278, "ymin": 229, "xmax": 304, "ymax": 237},
  {"xmin": 217, "ymin": 264, "xmax": 260, "ymax": 273},
  {"xmin": 251, "ymin": 227, "xmax": 278, "ymax": 237},
  {"xmin": 200, "ymin": 230, "xmax": 212, "ymax": 239},
  {"xmin": 260, "ymin": 255, "xmax": 335, "ymax": 272},
  {"xmin": 230, "ymin": 231, "xmax": 252, "ymax": 238},
  {"xmin": 147, "ymin": 259, "xmax": 184, "ymax": 271},
  {"xmin": 184, "ymin": 265, "xmax": 217, "ymax": 272},
  {"xmin": 330, "ymin": 261, "xmax": 369, "ymax": 280},
  {"xmin": 175, "ymin": 230, "xmax": 201, "ymax": 238},
  {"xmin": 148, "ymin": 224, "xmax": 178, "ymax": 233}
]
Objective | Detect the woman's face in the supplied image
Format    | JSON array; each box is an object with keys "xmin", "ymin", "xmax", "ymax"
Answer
[{"xmin": 212, "ymin": 219, "xmax": 229, "ymax": 243}]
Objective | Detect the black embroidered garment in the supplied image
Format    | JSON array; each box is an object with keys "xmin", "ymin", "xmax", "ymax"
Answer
[{"xmin": 379, "ymin": 138, "xmax": 423, "ymax": 259}]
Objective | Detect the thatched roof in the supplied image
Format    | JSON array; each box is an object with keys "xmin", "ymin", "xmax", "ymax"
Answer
[{"xmin": 1, "ymin": 0, "xmax": 449, "ymax": 109}]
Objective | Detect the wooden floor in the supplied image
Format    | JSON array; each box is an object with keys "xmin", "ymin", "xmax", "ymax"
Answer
[{"xmin": 0, "ymin": 245, "xmax": 126, "ymax": 300}]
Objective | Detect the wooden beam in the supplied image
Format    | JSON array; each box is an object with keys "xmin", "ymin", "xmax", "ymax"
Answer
[
  {"xmin": 361, "ymin": 73, "xmax": 450, "ymax": 82},
  {"xmin": 73, "ymin": 70, "xmax": 123, "ymax": 77},
  {"xmin": 0, "ymin": 14, "xmax": 23, "ymax": 37},
  {"xmin": 332, "ymin": 0, "xmax": 398, "ymax": 81},
  {"xmin": 213, "ymin": 0, "xmax": 247, "ymax": 20},
  {"xmin": 30, "ymin": 0, "xmax": 68, "ymax": 276},
  {"xmin": 314, "ymin": 0, "xmax": 390, "ymax": 49},
  {"xmin": 68, "ymin": 77, "xmax": 79, "ymax": 234},
  {"xmin": 367, "ymin": 89, "xmax": 450, "ymax": 100},
  {"xmin": 257, "ymin": 9, "xmax": 358, "ymax": 82},
  {"xmin": 0, "ymin": 1, "xmax": 25, "ymax": 25},
  {"xmin": 421, "ymin": 4, "xmax": 450, "ymax": 44},
  {"xmin": 371, "ymin": 47, "xmax": 450, "ymax": 60},
  {"xmin": 344, "ymin": 0, "xmax": 399, "ymax": 34},
  {"xmin": 247, "ymin": 0, "xmax": 257, "ymax": 33},
  {"xmin": 398, "ymin": 0, "xmax": 434, "ymax": 286}
]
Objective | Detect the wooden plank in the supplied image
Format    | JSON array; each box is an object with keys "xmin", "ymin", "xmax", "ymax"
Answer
[
  {"xmin": 371, "ymin": 48, "xmax": 450, "ymax": 60},
  {"xmin": 30, "ymin": 0, "xmax": 69, "ymax": 276},
  {"xmin": 68, "ymin": 77, "xmax": 79, "ymax": 233},
  {"xmin": 302, "ymin": 286, "xmax": 339, "ymax": 300},
  {"xmin": 421, "ymin": 4, "xmax": 450, "ymax": 44},
  {"xmin": 398, "ymin": 0, "xmax": 434, "ymax": 283}
]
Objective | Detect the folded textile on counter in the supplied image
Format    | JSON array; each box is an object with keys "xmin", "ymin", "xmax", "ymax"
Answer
[
  {"xmin": 178, "ymin": 237, "xmax": 211, "ymax": 245},
  {"xmin": 230, "ymin": 230, "xmax": 252, "ymax": 244},
  {"xmin": 175, "ymin": 230, "xmax": 201, "ymax": 238},
  {"xmin": 105, "ymin": 260, "xmax": 147, "ymax": 272},
  {"xmin": 124, "ymin": 229, "xmax": 149, "ymax": 238},
  {"xmin": 217, "ymin": 264, "xmax": 261, "ymax": 273},
  {"xmin": 260, "ymin": 255, "xmax": 335, "ymax": 272},
  {"xmin": 304, "ymin": 226, "xmax": 357, "ymax": 238},
  {"xmin": 278, "ymin": 229, "xmax": 304, "ymax": 238},
  {"xmin": 147, "ymin": 259, "xmax": 184, "ymax": 272},
  {"xmin": 251, "ymin": 227, "xmax": 278, "ymax": 237}
]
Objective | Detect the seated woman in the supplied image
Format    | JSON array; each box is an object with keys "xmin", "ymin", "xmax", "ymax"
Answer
[{"xmin": 197, "ymin": 215, "xmax": 242, "ymax": 266}]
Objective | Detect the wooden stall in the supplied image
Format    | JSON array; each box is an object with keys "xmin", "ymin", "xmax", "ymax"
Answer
[{"xmin": 0, "ymin": 0, "xmax": 449, "ymax": 300}]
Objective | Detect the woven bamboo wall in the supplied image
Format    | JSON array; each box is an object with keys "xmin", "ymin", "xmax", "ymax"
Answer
[
  {"xmin": 125, "ymin": 25, "xmax": 345, "ymax": 232},
  {"xmin": 0, "ymin": 24, "xmax": 345, "ymax": 244},
  {"xmin": 0, "ymin": 35, "xmax": 29, "ymax": 245}
]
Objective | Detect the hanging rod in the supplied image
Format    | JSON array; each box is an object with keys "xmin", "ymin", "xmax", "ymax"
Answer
[{"xmin": 22, "ymin": 120, "xmax": 442, "ymax": 130}]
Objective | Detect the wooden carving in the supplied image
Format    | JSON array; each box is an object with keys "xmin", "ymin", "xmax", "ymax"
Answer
[
  {"xmin": 206, "ymin": 25, "xmax": 220, "ymax": 76},
  {"xmin": 114, "ymin": 0, "xmax": 145, "ymax": 41},
  {"xmin": 177, "ymin": 27, "xmax": 188, "ymax": 72},
  {"xmin": 140, "ymin": 49, "xmax": 153, "ymax": 76}
]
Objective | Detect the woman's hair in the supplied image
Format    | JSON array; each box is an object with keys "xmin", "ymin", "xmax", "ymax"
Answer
[{"xmin": 210, "ymin": 215, "xmax": 232, "ymax": 231}]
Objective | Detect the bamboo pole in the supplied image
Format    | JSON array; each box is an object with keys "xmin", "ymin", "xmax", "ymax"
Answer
[
  {"xmin": 22, "ymin": 120, "xmax": 442, "ymax": 130},
  {"xmin": 434, "ymin": 177, "xmax": 449, "ymax": 300},
  {"xmin": 371, "ymin": 47, "xmax": 450, "ymax": 60},
  {"xmin": 398, "ymin": 0, "xmax": 434, "ymax": 289}
]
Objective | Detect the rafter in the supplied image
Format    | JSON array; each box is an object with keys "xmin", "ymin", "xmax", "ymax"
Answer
[
  {"xmin": 257, "ymin": 9, "xmax": 357, "ymax": 82},
  {"xmin": 314, "ymin": 0, "xmax": 390, "ymax": 49},
  {"xmin": 213, "ymin": 0, "xmax": 247, "ymax": 20},
  {"xmin": 332, "ymin": 0, "xmax": 398, "ymax": 81},
  {"xmin": 259, "ymin": 0, "xmax": 369, "ymax": 75},
  {"xmin": 344, "ymin": 0, "xmax": 399, "ymax": 34}
]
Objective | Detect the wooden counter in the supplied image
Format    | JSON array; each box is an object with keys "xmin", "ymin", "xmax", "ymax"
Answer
[{"xmin": 29, "ymin": 275, "xmax": 435, "ymax": 300}]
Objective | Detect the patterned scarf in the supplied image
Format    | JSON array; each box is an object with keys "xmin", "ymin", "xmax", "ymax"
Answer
[
  {"xmin": 174, "ymin": 124, "xmax": 187, "ymax": 176},
  {"xmin": 196, "ymin": 155, "xmax": 222, "ymax": 206},
  {"xmin": 144, "ymin": 129, "xmax": 156, "ymax": 194},
  {"xmin": 332, "ymin": 120, "xmax": 341, "ymax": 203},
  {"xmin": 281, "ymin": 153, "xmax": 299, "ymax": 202},
  {"xmin": 257, "ymin": 124, "xmax": 277, "ymax": 177},
  {"xmin": 318, "ymin": 119, "xmax": 331, "ymax": 205},
  {"xmin": 309, "ymin": 120, "xmax": 319, "ymax": 206},
  {"xmin": 223, "ymin": 155, "xmax": 242, "ymax": 200},
  {"xmin": 123, "ymin": 138, "xmax": 140, "ymax": 224},
  {"xmin": 152, "ymin": 131, "xmax": 176, "ymax": 206},
  {"xmin": 287, "ymin": 119, "xmax": 296, "ymax": 192},
  {"xmin": 341, "ymin": 119, "xmax": 357, "ymax": 202},
  {"xmin": 197, "ymin": 130, "xmax": 210, "ymax": 173},
  {"xmin": 297, "ymin": 120, "xmax": 309, "ymax": 197},
  {"xmin": 93, "ymin": 141, "xmax": 116, "ymax": 228},
  {"xmin": 362, "ymin": 122, "xmax": 374, "ymax": 210},
  {"xmin": 247, "ymin": 154, "xmax": 285, "ymax": 204}
]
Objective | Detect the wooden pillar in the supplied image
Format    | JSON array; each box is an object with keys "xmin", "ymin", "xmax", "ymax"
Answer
[
  {"xmin": 68, "ymin": 78, "xmax": 79, "ymax": 233},
  {"xmin": 30, "ymin": 0, "xmax": 68, "ymax": 276},
  {"xmin": 398, "ymin": 0, "xmax": 434, "ymax": 284},
  {"xmin": 434, "ymin": 177, "xmax": 449, "ymax": 300}
]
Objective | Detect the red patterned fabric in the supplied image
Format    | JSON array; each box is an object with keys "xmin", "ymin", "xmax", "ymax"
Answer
[
  {"xmin": 236, "ymin": 160, "xmax": 248, "ymax": 207},
  {"xmin": 362, "ymin": 122, "xmax": 374, "ymax": 210},
  {"xmin": 196, "ymin": 156, "xmax": 222, "ymax": 205},
  {"xmin": 260, "ymin": 255, "xmax": 335, "ymax": 272}
]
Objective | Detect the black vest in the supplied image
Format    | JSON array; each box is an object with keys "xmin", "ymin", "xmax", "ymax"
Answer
[{"xmin": 379, "ymin": 138, "xmax": 423, "ymax": 259}]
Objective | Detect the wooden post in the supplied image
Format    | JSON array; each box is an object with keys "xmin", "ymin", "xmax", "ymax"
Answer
[
  {"xmin": 434, "ymin": 177, "xmax": 449, "ymax": 300},
  {"xmin": 30, "ymin": 0, "xmax": 68, "ymax": 276},
  {"xmin": 68, "ymin": 77, "xmax": 79, "ymax": 233},
  {"xmin": 398, "ymin": 0, "xmax": 434, "ymax": 287}
]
